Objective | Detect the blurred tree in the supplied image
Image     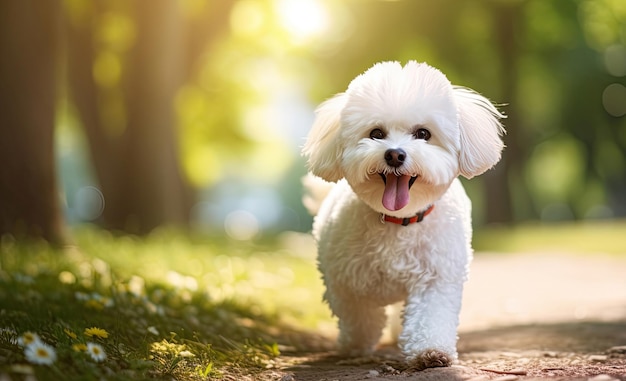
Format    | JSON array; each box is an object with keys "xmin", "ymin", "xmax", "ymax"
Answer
[
  {"xmin": 65, "ymin": 1, "xmax": 235, "ymax": 234},
  {"xmin": 485, "ymin": 0, "xmax": 521, "ymax": 224},
  {"xmin": 520, "ymin": 0, "xmax": 626, "ymax": 220},
  {"xmin": 2, "ymin": 0, "xmax": 624, "ymax": 240},
  {"xmin": 0, "ymin": 1, "xmax": 68, "ymax": 244}
]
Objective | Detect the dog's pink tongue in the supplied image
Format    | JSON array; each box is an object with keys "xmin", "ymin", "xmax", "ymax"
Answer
[{"xmin": 382, "ymin": 173, "xmax": 411, "ymax": 211}]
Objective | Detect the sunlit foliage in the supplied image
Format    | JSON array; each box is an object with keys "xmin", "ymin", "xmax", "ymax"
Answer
[
  {"xmin": 0, "ymin": 229, "xmax": 328, "ymax": 380},
  {"xmin": 55, "ymin": 0, "xmax": 626, "ymax": 234}
]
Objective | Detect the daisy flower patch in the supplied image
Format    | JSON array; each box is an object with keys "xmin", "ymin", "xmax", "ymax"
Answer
[
  {"xmin": 24, "ymin": 341, "xmax": 57, "ymax": 365},
  {"xmin": 87, "ymin": 342, "xmax": 107, "ymax": 362}
]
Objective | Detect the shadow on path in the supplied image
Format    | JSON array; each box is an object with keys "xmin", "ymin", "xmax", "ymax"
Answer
[
  {"xmin": 459, "ymin": 320, "xmax": 626, "ymax": 353},
  {"xmin": 280, "ymin": 320, "xmax": 626, "ymax": 380}
]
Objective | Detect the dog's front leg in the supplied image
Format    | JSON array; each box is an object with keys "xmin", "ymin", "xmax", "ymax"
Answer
[
  {"xmin": 327, "ymin": 294, "xmax": 387, "ymax": 357},
  {"xmin": 399, "ymin": 281, "xmax": 463, "ymax": 370}
]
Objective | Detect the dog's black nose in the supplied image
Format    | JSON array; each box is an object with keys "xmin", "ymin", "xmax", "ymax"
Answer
[{"xmin": 385, "ymin": 148, "xmax": 406, "ymax": 167}]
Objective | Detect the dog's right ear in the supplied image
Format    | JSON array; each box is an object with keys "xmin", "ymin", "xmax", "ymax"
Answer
[{"xmin": 302, "ymin": 93, "xmax": 346, "ymax": 182}]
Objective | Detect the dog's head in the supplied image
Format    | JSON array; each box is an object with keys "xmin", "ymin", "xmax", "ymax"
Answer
[{"xmin": 302, "ymin": 61, "xmax": 505, "ymax": 216}]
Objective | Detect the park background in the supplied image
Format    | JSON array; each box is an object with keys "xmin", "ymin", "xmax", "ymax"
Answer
[
  {"xmin": 1, "ymin": 0, "xmax": 625, "ymax": 242},
  {"xmin": 0, "ymin": 1, "xmax": 625, "ymax": 380}
]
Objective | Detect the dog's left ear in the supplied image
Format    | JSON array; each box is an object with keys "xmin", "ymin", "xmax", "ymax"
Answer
[
  {"xmin": 454, "ymin": 86, "xmax": 506, "ymax": 179},
  {"xmin": 302, "ymin": 93, "xmax": 347, "ymax": 182}
]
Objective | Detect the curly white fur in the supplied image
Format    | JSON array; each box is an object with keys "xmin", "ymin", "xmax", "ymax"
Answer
[{"xmin": 302, "ymin": 61, "xmax": 505, "ymax": 369}]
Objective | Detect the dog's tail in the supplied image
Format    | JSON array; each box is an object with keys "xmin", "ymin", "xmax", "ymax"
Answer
[{"xmin": 301, "ymin": 173, "xmax": 334, "ymax": 216}]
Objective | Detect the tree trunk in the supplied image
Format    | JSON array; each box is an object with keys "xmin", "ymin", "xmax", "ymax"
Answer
[
  {"xmin": 66, "ymin": 1, "xmax": 192, "ymax": 234},
  {"xmin": 0, "ymin": 0, "xmax": 67, "ymax": 244},
  {"xmin": 116, "ymin": 0, "xmax": 190, "ymax": 233},
  {"xmin": 65, "ymin": 2, "xmax": 239, "ymax": 234},
  {"xmin": 65, "ymin": 4, "xmax": 123, "ymax": 229},
  {"xmin": 484, "ymin": 2, "xmax": 521, "ymax": 224}
]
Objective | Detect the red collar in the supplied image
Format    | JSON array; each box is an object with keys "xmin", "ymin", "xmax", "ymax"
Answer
[{"xmin": 381, "ymin": 205, "xmax": 434, "ymax": 226}]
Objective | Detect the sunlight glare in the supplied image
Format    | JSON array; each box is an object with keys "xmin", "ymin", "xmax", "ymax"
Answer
[{"xmin": 276, "ymin": 0, "xmax": 329, "ymax": 44}]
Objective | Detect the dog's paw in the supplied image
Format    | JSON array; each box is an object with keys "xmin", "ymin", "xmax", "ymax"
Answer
[{"xmin": 406, "ymin": 349, "xmax": 452, "ymax": 371}]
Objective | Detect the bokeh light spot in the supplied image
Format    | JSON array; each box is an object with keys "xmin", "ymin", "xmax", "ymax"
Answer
[
  {"xmin": 74, "ymin": 186, "xmax": 105, "ymax": 221},
  {"xmin": 93, "ymin": 52, "xmax": 121, "ymax": 88},
  {"xmin": 224, "ymin": 210, "xmax": 259, "ymax": 241},
  {"xmin": 602, "ymin": 83, "xmax": 626, "ymax": 117},
  {"xmin": 604, "ymin": 45, "xmax": 626, "ymax": 77},
  {"xmin": 230, "ymin": 0, "xmax": 265, "ymax": 37}
]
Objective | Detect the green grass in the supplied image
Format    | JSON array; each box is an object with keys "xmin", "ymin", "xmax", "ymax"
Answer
[
  {"xmin": 0, "ymin": 228, "xmax": 328, "ymax": 381},
  {"xmin": 473, "ymin": 219, "xmax": 626, "ymax": 255}
]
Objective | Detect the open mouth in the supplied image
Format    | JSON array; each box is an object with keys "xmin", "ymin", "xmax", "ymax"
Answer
[{"xmin": 379, "ymin": 173, "xmax": 418, "ymax": 211}]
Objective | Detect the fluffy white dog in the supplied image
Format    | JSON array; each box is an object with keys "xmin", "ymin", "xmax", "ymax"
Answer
[{"xmin": 302, "ymin": 61, "xmax": 505, "ymax": 370}]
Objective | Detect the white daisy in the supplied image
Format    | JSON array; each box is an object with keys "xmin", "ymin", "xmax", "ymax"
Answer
[
  {"xmin": 87, "ymin": 342, "xmax": 107, "ymax": 362},
  {"xmin": 17, "ymin": 332, "xmax": 41, "ymax": 347},
  {"xmin": 24, "ymin": 341, "xmax": 57, "ymax": 365}
]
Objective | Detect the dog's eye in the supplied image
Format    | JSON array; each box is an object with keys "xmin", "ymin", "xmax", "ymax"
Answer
[
  {"xmin": 369, "ymin": 128, "xmax": 386, "ymax": 140},
  {"xmin": 413, "ymin": 128, "xmax": 431, "ymax": 141}
]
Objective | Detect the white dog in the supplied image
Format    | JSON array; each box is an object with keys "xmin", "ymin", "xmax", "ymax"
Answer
[{"xmin": 302, "ymin": 61, "xmax": 505, "ymax": 370}]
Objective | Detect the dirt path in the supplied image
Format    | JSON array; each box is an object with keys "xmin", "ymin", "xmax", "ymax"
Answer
[{"xmin": 275, "ymin": 252, "xmax": 626, "ymax": 381}]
